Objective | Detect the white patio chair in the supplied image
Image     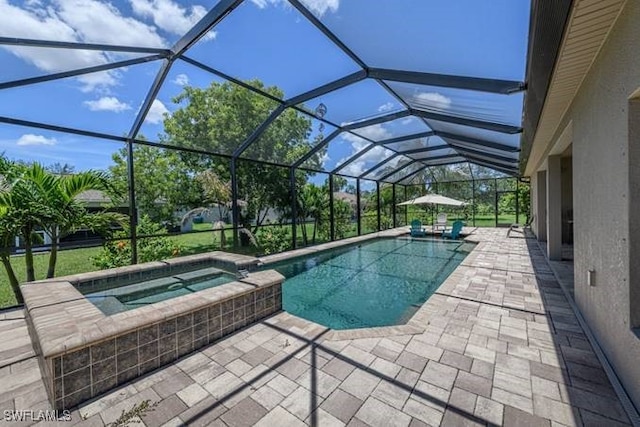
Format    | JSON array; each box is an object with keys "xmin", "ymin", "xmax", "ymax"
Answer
[{"xmin": 434, "ymin": 213, "xmax": 448, "ymax": 231}]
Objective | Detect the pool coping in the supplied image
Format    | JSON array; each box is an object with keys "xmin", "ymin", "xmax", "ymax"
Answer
[{"xmin": 258, "ymin": 226, "xmax": 482, "ymax": 341}]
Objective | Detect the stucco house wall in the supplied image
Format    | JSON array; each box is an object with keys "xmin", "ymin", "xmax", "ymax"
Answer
[{"xmin": 531, "ymin": 0, "xmax": 640, "ymax": 406}]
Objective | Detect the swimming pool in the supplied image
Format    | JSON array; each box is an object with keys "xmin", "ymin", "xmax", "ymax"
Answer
[{"xmin": 266, "ymin": 238, "xmax": 474, "ymax": 330}]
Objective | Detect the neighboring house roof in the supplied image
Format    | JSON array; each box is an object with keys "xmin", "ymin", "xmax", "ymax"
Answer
[
  {"xmin": 76, "ymin": 190, "xmax": 128, "ymax": 208},
  {"xmin": 334, "ymin": 192, "xmax": 357, "ymax": 204},
  {"xmin": 333, "ymin": 191, "xmax": 367, "ymax": 209}
]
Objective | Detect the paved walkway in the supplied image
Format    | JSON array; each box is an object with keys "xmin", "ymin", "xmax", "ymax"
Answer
[{"xmin": 0, "ymin": 228, "xmax": 633, "ymax": 426}]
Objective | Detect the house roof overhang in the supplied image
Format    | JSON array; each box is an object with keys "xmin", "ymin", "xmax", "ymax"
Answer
[{"xmin": 521, "ymin": 0, "xmax": 628, "ymax": 176}]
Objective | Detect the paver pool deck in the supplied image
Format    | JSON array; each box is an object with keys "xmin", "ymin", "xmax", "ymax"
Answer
[{"xmin": 0, "ymin": 228, "xmax": 633, "ymax": 426}]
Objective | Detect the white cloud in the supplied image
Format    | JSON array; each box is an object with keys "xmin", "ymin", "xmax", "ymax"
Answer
[
  {"xmin": 83, "ymin": 96, "xmax": 132, "ymax": 112},
  {"xmin": 55, "ymin": 0, "xmax": 166, "ymax": 47},
  {"xmin": 401, "ymin": 116, "xmax": 417, "ymax": 125},
  {"xmin": 340, "ymin": 146, "xmax": 391, "ymax": 177},
  {"xmin": 349, "ymin": 124, "xmax": 391, "ymax": 142},
  {"xmin": 413, "ymin": 92, "xmax": 452, "ymax": 110},
  {"xmin": 173, "ymin": 73, "xmax": 189, "ymax": 86},
  {"xmin": 250, "ymin": 0, "xmax": 338, "ymax": 17},
  {"xmin": 299, "ymin": 0, "xmax": 339, "ymax": 17},
  {"xmin": 129, "ymin": 0, "xmax": 215, "ymax": 40},
  {"xmin": 340, "ymin": 160, "xmax": 365, "ymax": 177},
  {"xmin": 378, "ymin": 102, "xmax": 394, "ymax": 113},
  {"xmin": 16, "ymin": 134, "xmax": 56, "ymax": 146},
  {"xmin": 342, "ymin": 133, "xmax": 369, "ymax": 149},
  {"xmin": 0, "ymin": 0, "xmax": 166, "ymax": 91},
  {"xmin": 24, "ymin": 0, "xmax": 43, "ymax": 7},
  {"xmin": 145, "ymin": 99, "xmax": 170, "ymax": 124},
  {"xmin": 338, "ymin": 127, "xmax": 394, "ymax": 177},
  {"xmin": 320, "ymin": 152, "xmax": 330, "ymax": 165}
]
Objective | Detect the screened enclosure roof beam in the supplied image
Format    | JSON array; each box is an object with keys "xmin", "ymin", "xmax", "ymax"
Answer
[
  {"xmin": 0, "ymin": 116, "xmax": 128, "ymax": 143},
  {"xmin": 436, "ymin": 131, "xmax": 520, "ymax": 152},
  {"xmin": 376, "ymin": 131, "xmax": 435, "ymax": 146},
  {"xmin": 0, "ymin": 55, "xmax": 165, "ymax": 91},
  {"xmin": 357, "ymin": 154, "xmax": 401, "ymax": 179},
  {"xmin": 412, "ymin": 109, "xmax": 522, "ymax": 134},
  {"xmin": 425, "ymin": 159, "xmax": 467, "ymax": 168},
  {"xmin": 288, "ymin": 0, "xmax": 368, "ymax": 70},
  {"xmin": 171, "ymin": 0, "xmax": 242, "ymax": 56},
  {"xmin": 373, "ymin": 79, "xmax": 440, "ymax": 134},
  {"xmin": 372, "ymin": 78, "xmax": 447, "ymax": 174},
  {"xmin": 379, "ymin": 159, "xmax": 417, "ymax": 181},
  {"xmin": 459, "ymin": 151, "xmax": 519, "ymax": 169},
  {"xmin": 411, "ymin": 153, "xmax": 462, "ymax": 163},
  {"xmin": 285, "ymin": 70, "xmax": 367, "ymax": 106},
  {"xmin": 375, "ymin": 79, "xmax": 415, "ymax": 117},
  {"xmin": 342, "ymin": 110, "xmax": 411, "ymax": 131},
  {"xmin": 0, "ymin": 37, "xmax": 172, "ymax": 55},
  {"xmin": 446, "ymin": 144, "xmax": 519, "ymax": 164},
  {"xmin": 331, "ymin": 134, "xmax": 438, "ymax": 176},
  {"xmin": 392, "ymin": 165, "xmax": 428, "ymax": 184},
  {"xmin": 331, "ymin": 143, "xmax": 382, "ymax": 174},
  {"xmin": 463, "ymin": 155, "xmax": 519, "ymax": 172},
  {"xmin": 130, "ymin": 137, "xmax": 306, "ymax": 170},
  {"xmin": 181, "ymin": 56, "xmax": 283, "ymax": 104},
  {"xmin": 292, "ymin": 128, "xmax": 341, "ymax": 168},
  {"xmin": 128, "ymin": 58, "xmax": 172, "ymax": 139},
  {"xmin": 0, "ymin": 115, "xmax": 285, "ymax": 166},
  {"xmin": 374, "ymin": 74, "xmax": 441, "ymax": 143},
  {"xmin": 369, "ymin": 68, "xmax": 525, "ymax": 94},
  {"xmin": 233, "ymin": 104, "xmax": 287, "ymax": 158},
  {"xmin": 397, "ymin": 145, "xmax": 451, "ymax": 156},
  {"xmin": 468, "ymin": 160, "xmax": 518, "ymax": 176}
]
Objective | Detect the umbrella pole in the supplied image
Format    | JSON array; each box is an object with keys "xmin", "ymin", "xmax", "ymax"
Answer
[{"xmin": 431, "ymin": 205, "xmax": 434, "ymax": 229}]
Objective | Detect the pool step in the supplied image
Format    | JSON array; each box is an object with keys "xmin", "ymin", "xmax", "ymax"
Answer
[
  {"xmin": 173, "ymin": 267, "xmax": 225, "ymax": 283},
  {"xmin": 85, "ymin": 276, "xmax": 181, "ymax": 298}
]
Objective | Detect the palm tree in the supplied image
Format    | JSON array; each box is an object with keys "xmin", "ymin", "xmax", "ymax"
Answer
[
  {"xmin": 22, "ymin": 165, "xmax": 124, "ymax": 278},
  {"xmin": 0, "ymin": 157, "xmax": 125, "ymax": 283},
  {"xmin": 297, "ymin": 184, "xmax": 328, "ymax": 245},
  {"xmin": 0, "ymin": 156, "xmax": 45, "ymax": 284},
  {"xmin": 0, "ymin": 204, "xmax": 21, "ymax": 302}
]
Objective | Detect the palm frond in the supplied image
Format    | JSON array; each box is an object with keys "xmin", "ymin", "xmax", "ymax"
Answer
[{"xmin": 61, "ymin": 170, "xmax": 110, "ymax": 199}]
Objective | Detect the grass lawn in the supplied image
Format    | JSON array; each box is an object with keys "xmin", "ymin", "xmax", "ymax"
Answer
[
  {"xmin": 404, "ymin": 211, "xmax": 518, "ymax": 228},
  {"xmin": 0, "ymin": 226, "xmax": 245, "ymax": 308},
  {"xmin": 0, "ymin": 246, "xmax": 102, "ymax": 308}
]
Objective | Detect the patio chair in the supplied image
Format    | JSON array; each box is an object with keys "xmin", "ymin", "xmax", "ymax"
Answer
[
  {"xmin": 507, "ymin": 214, "xmax": 535, "ymax": 237},
  {"xmin": 409, "ymin": 219, "xmax": 426, "ymax": 237},
  {"xmin": 434, "ymin": 213, "xmax": 448, "ymax": 231},
  {"xmin": 442, "ymin": 220, "xmax": 464, "ymax": 240}
]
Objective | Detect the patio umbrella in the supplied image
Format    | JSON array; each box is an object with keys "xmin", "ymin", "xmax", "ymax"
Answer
[{"xmin": 397, "ymin": 193, "xmax": 467, "ymax": 207}]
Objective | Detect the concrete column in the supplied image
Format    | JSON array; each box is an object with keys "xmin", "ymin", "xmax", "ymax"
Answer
[
  {"xmin": 536, "ymin": 170, "xmax": 547, "ymax": 241},
  {"xmin": 547, "ymin": 155, "xmax": 562, "ymax": 260},
  {"xmin": 629, "ymin": 92, "xmax": 640, "ymax": 328}
]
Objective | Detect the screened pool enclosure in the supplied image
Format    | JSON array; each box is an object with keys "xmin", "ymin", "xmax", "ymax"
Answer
[{"xmin": 0, "ymin": 0, "xmax": 530, "ymax": 262}]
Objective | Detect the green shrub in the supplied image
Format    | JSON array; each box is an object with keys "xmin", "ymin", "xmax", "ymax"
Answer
[
  {"xmin": 92, "ymin": 215, "xmax": 182, "ymax": 269},
  {"xmin": 256, "ymin": 226, "xmax": 290, "ymax": 255}
]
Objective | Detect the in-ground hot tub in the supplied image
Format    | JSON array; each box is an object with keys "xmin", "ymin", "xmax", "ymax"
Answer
[{"xmin": 21, "ymin": 251, "xmax": 283, "ymax": 410}]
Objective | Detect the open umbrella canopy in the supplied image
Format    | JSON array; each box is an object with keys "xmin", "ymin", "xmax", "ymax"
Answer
[{"xmin": 397, "ymin": 194, "xmax": 467, "ymax": 207}]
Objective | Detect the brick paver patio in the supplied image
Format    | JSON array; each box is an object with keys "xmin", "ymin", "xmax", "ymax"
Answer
[{"xmin": 0, "ymin": 228, "xmax": 632, "ymax": 426}]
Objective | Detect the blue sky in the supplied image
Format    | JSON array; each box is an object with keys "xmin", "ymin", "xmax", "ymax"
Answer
[{"xmin": 0, "ymin": 0, "xmax": 530, "ymax": 180}]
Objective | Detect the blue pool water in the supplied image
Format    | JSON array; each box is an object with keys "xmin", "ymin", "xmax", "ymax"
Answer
[
  {"xmin": 267, "ymin": 238, "xmax": 475, "ymax": 330},
  {"xmin": 82, "ymin": 267, "xmax": 237, "ymax": 315}
]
